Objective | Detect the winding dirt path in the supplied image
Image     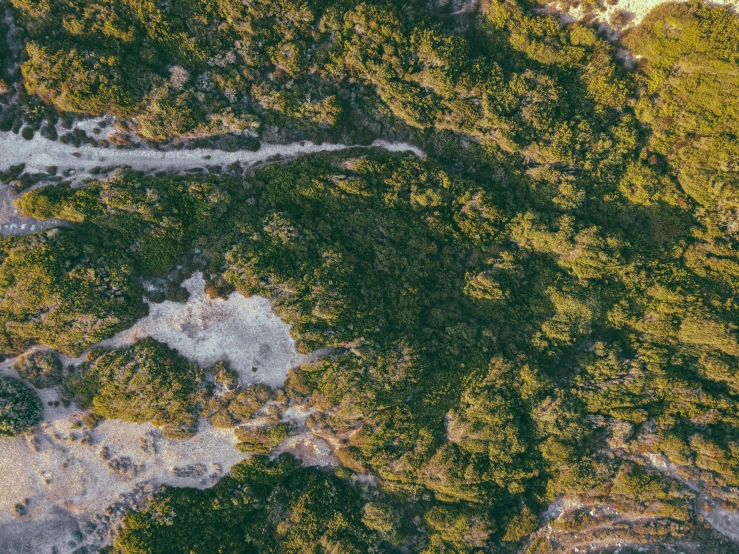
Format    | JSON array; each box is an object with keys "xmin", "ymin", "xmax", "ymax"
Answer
[{"xmin": 0, "ymin": 127, "xmax": 424, "ymax": 236}]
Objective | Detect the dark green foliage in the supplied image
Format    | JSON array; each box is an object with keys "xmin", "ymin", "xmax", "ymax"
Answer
[
  {"xmin": 6, "ymin": 0, "xmax": 739, "ymax": 551},
  {"xmin": 13, "ymin": 349, "xmax": 63, "ymax": 388},
  {"xmin": 0, "ymin": 10, "xmax": 11, "ymax": 95},
  {"xmin": 10, "ymin": 0, "xmax": 365, "ymax": 140},
  {"xmin": 0, "ymin": 376, "xmax": 42, "ymax": 437},
  {"xmin": 206, "ymin": 376, "xmax": 273, "ymax": 429},
  {"xmin": 113, "ymin": 454, "xmax": 377, "ymax": 553},
  {"xmin": 67, "ymin": 339, "xmax": 207, "ymax": 439},
  {"xmin": 17, "ymin": 171, "xmax": 237, "ymax": 276}
]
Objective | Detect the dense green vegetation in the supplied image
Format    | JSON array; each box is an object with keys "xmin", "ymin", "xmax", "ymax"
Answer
[
  {"xmin": 18, "ymin": 142, "xmax": 739, "ymax": 549},
  {"xmin": 2, "ymin": 0, "xmax": 739, "ymax": 551},
  {"xmin": 67, "ymin": 339, "xmax": 208, "ymax": 439},
  {"xmin": 206, "ymin": 363, "xmax": 273, "ymax": 428},
  {"xmin": 9, "ymin": 0, "xmax": 379, "ymax": 141},
  {"xmin": 113, "ymin": 455, "xmax": 381, "ymax": 553},
  {"xmin": 624, "ymin": 2, "xmax": 739, "ymax": 215},
  {"xmin": 0, "ymin": 375, "xmax": 42, "ymax": 437}
]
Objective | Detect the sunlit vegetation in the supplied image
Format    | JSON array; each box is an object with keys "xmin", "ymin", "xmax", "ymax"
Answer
[
  {"xmin": 0, "ymin": 375, "xmax": 42, "ymax": 437},
  {"xmin": 67, "ymin": 339, "xmax": 208, "ymax": 439},
  {"xmin": 205, "ymin": 364, "xmax": 273, "ymax": 428},
  {"xmin": 624, "ymin": 2, "xmax": 739, "ymax": 214},
  {"xmin": 2, "ymin": 0, "xmax": 739, "ymax": 551},
  {"xmin": 0, "ymin": 229, "xmax": 146, "ymax": 357}
]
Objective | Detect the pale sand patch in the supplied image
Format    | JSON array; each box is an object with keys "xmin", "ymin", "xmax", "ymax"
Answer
[
  {"xmin": 96, "ymin": 272, "xmax": 302, "ymax": 387},
  {"xmin": 0, "ymin": 271, "xmax": 307, "ymax": 549},
  {"xmin": 0, "ymin": 277, "xmax": 329, "ymax": 552},
  {"xmin": 0, "ymin": 129, "xmax": 421, "ymax": 178},
  {"xmin": 0, "ymin": 382, "xmax": 244, "ymax": 553},
  {"xmin": 546, "ymin": 0, "xmax": 738, "ymax": 37}
]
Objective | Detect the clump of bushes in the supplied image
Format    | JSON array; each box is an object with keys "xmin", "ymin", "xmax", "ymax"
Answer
[
  {"xmin": 114, "ymin": 454, "xmax": 376, "ymax": 553},
  {"xmin": 234, "ymin": 422, "xmax": 290, "ymax": 453},
  {"xmin": 206, "ymin": 363, "xmax": 272, "ymax": 428},
  {"xmin": 13, "ymin": 350, "xmax": 63, "ymax": 388},
  {"xmin": 66, "ymin": 339, "xmax": 207, "ymax": 439},
  {"xmin": 0, "ymin": 376, "xmax": 42, "ymax": 437},
  {"xmin": 0, "ymin": 229, "xmax": 146, "ymax": 357}
]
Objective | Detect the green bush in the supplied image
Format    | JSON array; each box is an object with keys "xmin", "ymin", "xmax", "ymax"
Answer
[
  {"xmin": 113, "ymin": 454, "xmax": 376, "ymax": 553},
  {"xmin": 0, "ymin": 376, "xmax": 42, "ymax": 437},
  {"xmin": 0, "ymin": 230, "xmax": 146, "ymax": 357},
  {"xmin": 66, "ymin": 339, "xmax": 206, "ymax": 439}
]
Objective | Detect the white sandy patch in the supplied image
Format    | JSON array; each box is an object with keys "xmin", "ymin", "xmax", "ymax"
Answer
[
  {"xmin": 0, "ymin": 377, "xmax": 245, "ymax": 553},
  {"xmin": 702, "ymin": 503, "xmax": 739, "ymax": 543},
  {"xmin": 546, "ymin": 0, "xmax": 738, "ymax": 37},
  {"xmin": 97, "ymin": 272, "xmax": 302, "ymax": 387}
]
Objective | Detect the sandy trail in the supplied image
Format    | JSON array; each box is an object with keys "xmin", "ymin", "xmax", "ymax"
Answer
[
  {"xmin": 0, "ymin": 124, "xmax": 424, "ymax": 236},
  {"xmin": 0, "ymin": 130, "xmax": 423, "ymax": 176}
]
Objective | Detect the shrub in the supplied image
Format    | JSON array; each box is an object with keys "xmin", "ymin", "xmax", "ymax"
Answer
[
  {"xmin": 13, "ymin": 350, "xmax": 63, "ymax": 388},
  {"xmin": 66, "ymin": 339, "xmax": 206, "ymax": 439},
  {"xmin": 235, "ymin": 423, "xmax": 290, "ymax": 453},
  {"xmin": 0, "ymin": 376, "xmax": 42, "ymax": 437}
]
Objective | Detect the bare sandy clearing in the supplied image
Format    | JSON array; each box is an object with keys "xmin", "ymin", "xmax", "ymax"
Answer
[
  {"xmin": 0, "ymin": 277, "xmax": 329, "ymax": 552},
  {"xmin": 97, "ymin": 272, "xmax": 302, "ymax": 387},
  {"xmin": 0, "ymin": 381, "xmax": 244, "ymax": 553},
  {"xmin": 546, "ymin": 0, "xmax": 738, "ymax": 37}
]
